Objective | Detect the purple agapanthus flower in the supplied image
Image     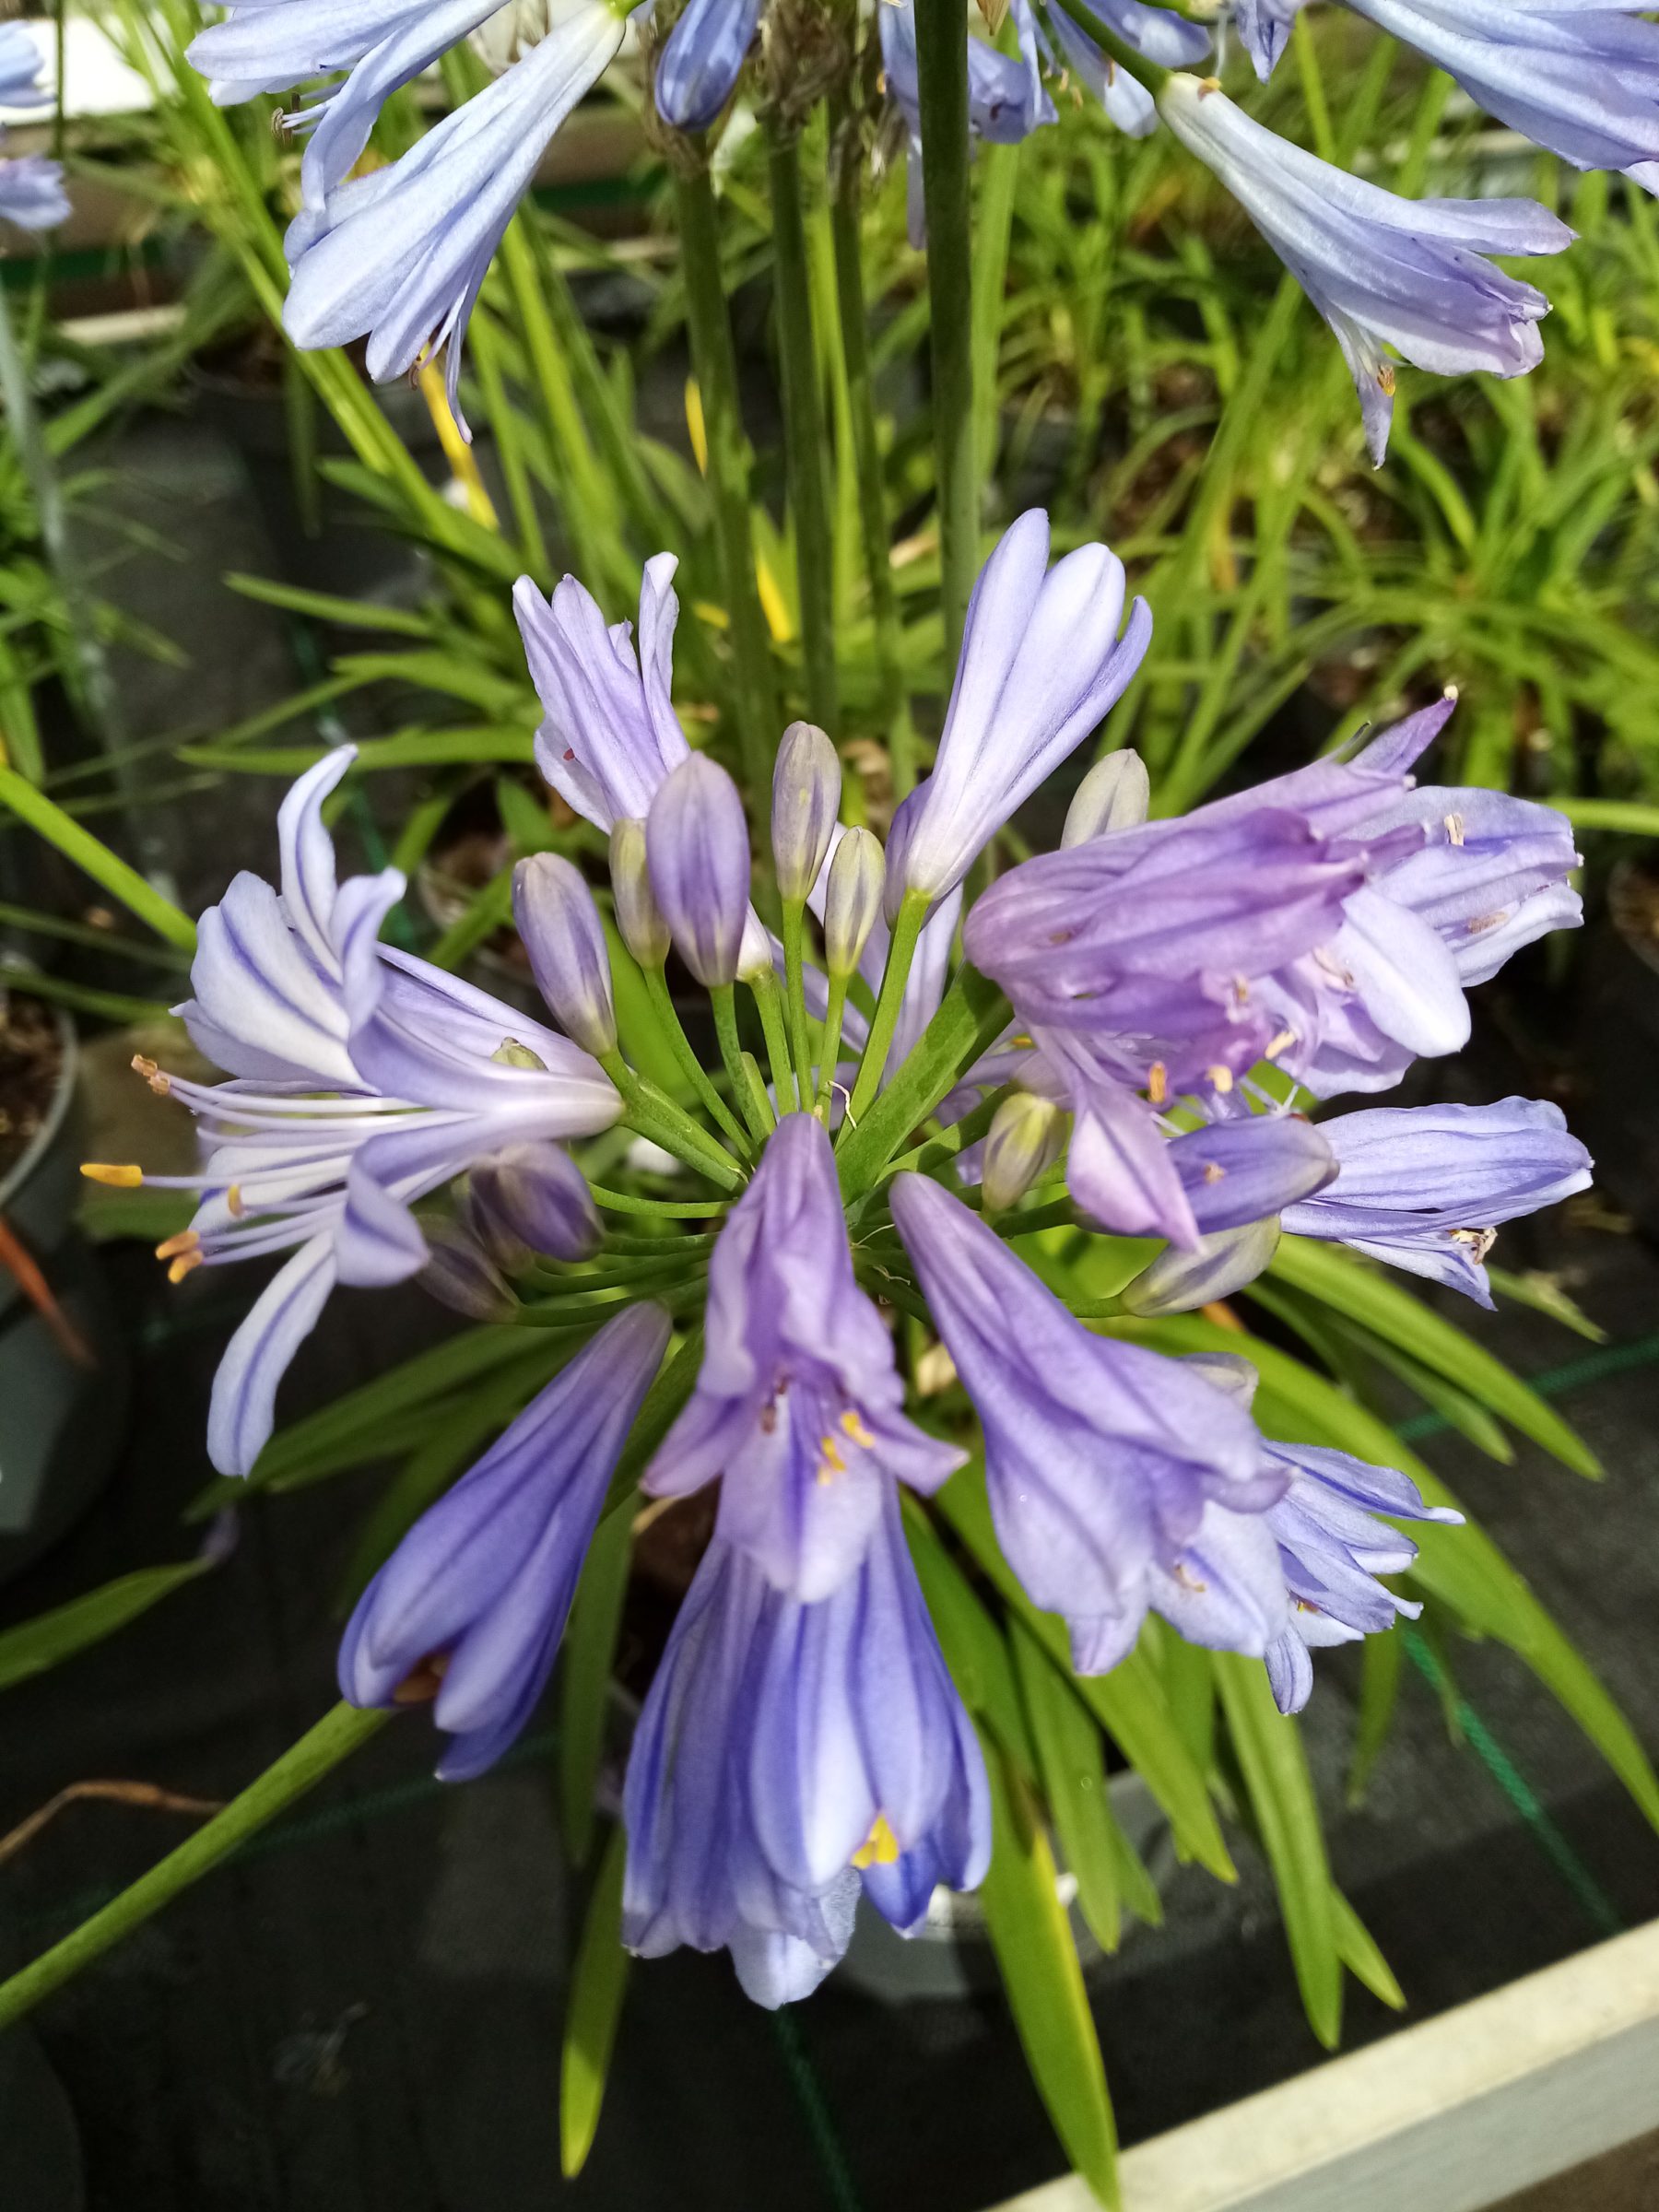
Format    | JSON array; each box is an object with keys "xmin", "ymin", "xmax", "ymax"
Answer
[
  {"xmin": 888, "ymin": 1172, "xmax": 1290, "ymax": 1668},
  {"xmin": 1157, "ymin": 73, "xmax": 1572, "ymax": 464},
  {"xmin": 188, "ymin": 0, "xmax": 501, "ymax": 212},
  {"xmin": 515, "ymin": 556, "xmax": 774, "ymax": 979},
  {"xmin": 279, "ymin": 0, "xmax": 626, "ymax": 421},
  {"xmin": 1282, "ymin": 1097, "xmax": 1594, "ymax": 1304},
  {"xmin": 646, "ymin": 1113, "xmax": 963, "ymax": 1599},
  {"xmin": 94, "ymin": 747, "xmax": 620, "ymax": 1476},
  {"xmin": 1233, "ymin": 0, "xmax": 1306, "ymax": 76},
  {"xmin": 1262, "ymin": 1438, "xmax": 1462, "ymax": 1712},
  {"xmin": 0, "ymin": 154, "xmax": 70, "ymax": 231},
  {"xmin": 339, "ymin": 1301, "xmax": 670, "ymax": 1776},
  {"xmin": 622, "ymin": 1488, "xmax": 991, "ymax": 2004},
  {"xmin": 654, "ymin": 0, "xmax": 766, "ymax": 131},
  {"xmin": 0, "ymin": 22, "xmax": 50, "ymax": 108},
  {"xmin": 892, "ymin": 511, "xmax": 1152, "ymax": 909}
]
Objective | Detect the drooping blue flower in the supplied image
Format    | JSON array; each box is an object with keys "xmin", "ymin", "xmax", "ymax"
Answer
[
  {"xmin": 282, "ymin": 0, "xmax": 627, "ymax": 421},
  {"xmin": 646, "ymin": 1113, "xmax": 963, "ymax": 1600},
  {"xmin": 1261, "ymin": 1440, "xmax": 1461, "ymax": 1713},
  {"xmin": 889, "ymin": 1171, "xmax": 1289, "ymax": 1669},
  {"xmin": 892, "ymin": 511, "xmax": 1152, "ymax": 908},
  {"xmin": 94, "ymin": 747, "xmax": 620, "ymax": 1476},
  {"xmin": 1281, "ymin": 1098, "xmax": 1594, "ymax": 1304},
  {"xmin": 0, "ymin": 155, "xmax": 69, "ymax": 232},
  {"xmin": 655, "ymin": 0, "xmax": 766, "ymax": 132},
  {"xmin": 0, "ymin": 22, "xmax": 50, "ymax": 107},
  {"xmin": 622, "ymin": 1488, "xmax": 991, "ymax": 2004},
  {"xmin": 339, "ymin": 1301, "xmax": 671, "ymax": 1778},
  {"xmin": 1157, "ymin": 72, "xmax": 1572, "ymax": 463},
  {"xmin": 188, "ymin": 0, "xmax": 502, "ymax": 212}
]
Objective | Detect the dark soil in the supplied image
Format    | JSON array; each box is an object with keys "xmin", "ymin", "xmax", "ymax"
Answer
[{"xmin": 0, "ymin": 992, "xmax": 62, "ymax": 1185}]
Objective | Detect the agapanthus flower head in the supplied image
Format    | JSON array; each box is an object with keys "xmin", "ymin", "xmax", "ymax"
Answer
[
  {"xmin": 646, "ymin": 1112, "xmax": 963, "ymax": 1599},
  {"xmin": 340, "ymin": 1301, "xmax": 670, "ymax": 1777},
  {"xmin": 1157, "ymin": 72, "xmax": 1572, "ymax": 464},
  {"xmin": 622, "ymin": 1488, "xmax": 990, "ymax": 2004}
]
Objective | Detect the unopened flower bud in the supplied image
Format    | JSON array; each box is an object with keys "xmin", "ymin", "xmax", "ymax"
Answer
[
  {"xmin": 469, "ymin": 1141, "xmax": 602, "ymax": 1264},
  {"xmin": 1118, "ymin": 1216, "xmax": 1280, "ymax": 1317},
  {"xmin": 823, "ymin": 827, "xmax": 885, "ymax": 980},
  {"xmin": 1062, "ymin": 751, "xmax": 1150, "ymax": 846},
  {"xmin": 513, "ymin": 853, "xmax": 616, "ymax": 1058},
  {"xmin": 609, "ymin": 817, "xmax": 669, "ymax": 969},
  {"xmin": 647, "ymin": 753, "xmax": 751, "ymax": 988},
  {"xmin": 418, "ymin": 1222, "xmax": 518, "ymax": 1323},
  {"xmin": 981, "ymin": 1092, "xmax": 1066, "ymax": 1213},
  {"xmin": 771, "ymin": 721, "xmax": 841, "ymax": 903}
]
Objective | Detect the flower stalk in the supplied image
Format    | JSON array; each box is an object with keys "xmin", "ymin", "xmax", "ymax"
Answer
[{"xmin": 842, "ymin": 888, "xmax": 932, "ymax": 1130}]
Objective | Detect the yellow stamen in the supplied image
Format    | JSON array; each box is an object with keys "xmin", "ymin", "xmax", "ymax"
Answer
[
  {"xmin": 80, "ymin": 1162, "xmax": 144, "ymax": 1188},
  {"xmin": 1147, "ymin": 1061, "xmax": 1168, "ymax": 1107},
  {"xmin": 817, "ymin": 1436, "xmax": 848, "ymax": 1483},
  {"xmin": 1207, "ymin": 1065, "xmax": 1235, "ymax": 1095},
  {"xmin": 852, "ymin": 1814, "xmax": 900, "ymax": 1869},
  {"xmin": 1265, "ymin": 1029, "xmax": 1298, "ymax": 1061},
  {"xmin": 167, "ymin": 1251, "xmax": 204, "ymax": 1285},
  {"xmin": 1203, "ymin": 1162, "xmax": 1226, "ymax": 1184},
  {"xmin": 393, "ymin": 1653, "xmax": 451, "ymax": 1706},
  {"xmin": 840, "ymin": 1408, "xmax": 876, "ymax": 1449},
  {"xmin": 227, "ymin": 1184, "xmax": 247, "ymax": 1218},
  {"xmin": 1444, "ymin": 812, "xmax": 1465, "ymax": 847},
  {"xmin": 132, "ymin": 1053, "xmax": 171, "ymax": 1097},
  {"xmin": 155, "ymin": 1230, "xmax": 200, "ymax": 1263}
]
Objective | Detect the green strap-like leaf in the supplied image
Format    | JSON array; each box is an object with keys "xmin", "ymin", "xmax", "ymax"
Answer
[
  {"xmin": 1347, "ymin": 1626, "xmax": 1405, "ymax": 1808},
  {"xmin": 1332, "ymin": 1888, "xmax": 1406, "ymax": 2013},
  {"xmin": 979, "ymin": 1735, "xmax": 1121, "ymax": 2212},
  {"xmin": 0, "ymin": 1557, "xmax": 214, "ymax": 1693},
  {"xmin": 1268, "ymin": 1238, "xmax": 1601, "ymax": 1478},
  {"xmin": 1010, "ymin": 1619, "xmax": 1126, "ymax": 1954},
  {"xmin": 1215, "ymin": 1653, "xmax": 1343, "ymax": 2050},
  {"xmin": 559, "ymin": 1502, "xmax": 635, "ymax": 1867},
  {"xmin": 560, "ymin": 1822, "xmax": 631, "ymax": 2180},
  {"xmin": 0, "ymin": 763, "xmax": 196, "ymax": 951}
]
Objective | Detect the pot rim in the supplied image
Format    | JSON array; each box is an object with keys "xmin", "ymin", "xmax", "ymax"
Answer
[{"xmin": 0, "ymin": 1000, "xmax": 77, "ymax": 1214}]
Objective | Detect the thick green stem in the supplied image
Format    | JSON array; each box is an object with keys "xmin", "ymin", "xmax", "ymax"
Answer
[
  {"xmin": 829, "ymin": 103, "xmax": 914, "ymax": 791},
  {"xmin": 676, "ymin": 168, "xmax": 781, "ymax": 797},
  {"xmin": 815, "ymin": 971, "xmax": 851, "ymax": 1119},
  {"xmin": 842, "ymin": 890, "xmax": 929, "ymax": 1131},
  {"xmin": 765, "ymin": 121, "xmax": 840, "ymax": 738},
  {"xmin": 914, "ymin": 0, "xmax": 977, "ymax": 672},
  {"xmin": 837, "ymin": 962, "xmax": 1012, "ymax": 1198},
  {"xmin": 0, "ymin": 1703, "xmax": 388, "ymax": 2030},
  {"xmin": 600, "ymin": 1051, "xmax": 747, "ymax": 1191},
  {"xmin": 747, "ymin": 965, "xmax": 798, "ymax": 1109},
  {"xmin": 642, "ymin": 964, "xmax": 752, "ymax": 1151},
  {"xmin": 712, "ymin": 983, "xmax": 774, "ymax": 1143}
]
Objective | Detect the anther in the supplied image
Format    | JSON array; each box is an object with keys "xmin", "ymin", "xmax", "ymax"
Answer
[
  {"xmin": 852, "ymin": 1814, "xmax": 900, "ymax": 1869},
  {"xmin": 1147, "ymin": 1062, "xmax": 1168, "ymax": 1106},
  {"xmin": 1207, "ymin": 1065, "xmax": 1235, "ymax": 1094},
  {"xmin": 1265, "ymin": 1029, "xmax": 1298, "ymax": 1061},
  {"xmin": 1465, "ymin": 912, "xmax": 1509, "ymax": 935},
  {"xmin": 227, "ymin": 1184, "xmax": 247, "ymax": 1218},
  {"xmin": 840, "ymin": 1409, "xmax": 876, "ymax": 1449},
  {"xmin": 167, "ymin": 1251, "xmax": 204, "ymax": 1285},
  {"xmin": 1443, "ymin": 812, "xmax": 1465, "ymax": 846},
  {"xmin": 132, "ymin": 1053, "xmax": 171, "ymax": 1096},
  {"xmin": 80, "ymin": 1162, "xmax": 144, "ymax": 1187},
  {"xmin": 1203, "ymin": 1162, "xmax": 1226, "ymax": 1184},
  {"xmin": 394, "ymin": 1653, "xmax": 451, "ymax": 1705},
  {"xmin": 155, "ymin": 1230, "xmax": 200, "ymax": 1263}
]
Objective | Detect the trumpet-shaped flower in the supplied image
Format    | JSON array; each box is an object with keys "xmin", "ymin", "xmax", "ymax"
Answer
[
  {"xmin": 1281, "ymin": 1098, "xmax": 1593, "ymax": 1303},
  {"xmin": 339, "ymin": 1302, "xmax": 670, "ymax": 1777},
  {"xmin": 1158, "ymin": 73, "xmax": 1571, "ymax": 464},
  {"xmin": 282, "ymin": 0, "xmax": 626, "ymax": 421},
  {"xmin": 86, "ymin": 747, "xmax": 618, "ymax": 1476},
  {"xmin": 622, "ymin": 1489, "xmax": 990, "ymax": 2004},
  {"xmin": 646, "ymin": 1114, "xmax": 962, "ymax": 1599}
]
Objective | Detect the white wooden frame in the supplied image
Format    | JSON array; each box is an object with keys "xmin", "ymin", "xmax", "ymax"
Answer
[{"xmin": 994, "ymin": 1919, "xmax": 1659, "ymax": 2212}]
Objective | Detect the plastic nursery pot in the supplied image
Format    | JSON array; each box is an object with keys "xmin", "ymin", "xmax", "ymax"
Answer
[
  {"xmin": 0, "ymin": 1000, "xmax": 131, "ymax": 1584},
  {"xmin": 1575, "ymin": 851, "xmax": 1659, "ymax": 1236}
]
